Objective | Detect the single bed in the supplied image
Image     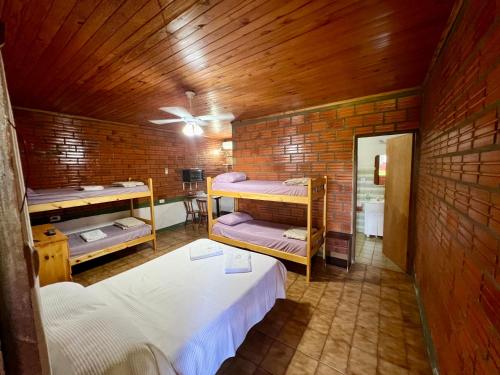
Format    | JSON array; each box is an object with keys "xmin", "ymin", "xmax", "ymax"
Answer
[
  {"xmin": 212, "ymin": 219, "xmax": 307, "ymax": 256},
  {"xmin": 40, "ymin": 239, "xmax": 287, "ymax": 375},
  {"xmin": 27, "ymin": 185, "xmax": 149, "ymax": 205},
  {"xmin": 63, "ymin": 223, "xmax": 152, "ymax": 258},
  {"xmin": 212, "ymin": 180, "xmax": 307, "ymax": 196}
]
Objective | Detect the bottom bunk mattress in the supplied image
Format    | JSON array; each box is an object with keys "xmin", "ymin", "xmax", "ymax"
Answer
[
  {"xmin": 40, "ymin": 239, "xmax": 287, "ymax": 375},
  {"xmin": 212, "ymin": 219, "xmax": 307, "ymax": 256},
  {"xmin": 66, "ymin": 223, "xmax": 152, "ymax": 257}
]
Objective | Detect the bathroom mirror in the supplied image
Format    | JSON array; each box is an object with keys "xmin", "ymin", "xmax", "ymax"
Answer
[{"xmin": 374, "ymin": 154, "xmax": 387, "ymax": 185}]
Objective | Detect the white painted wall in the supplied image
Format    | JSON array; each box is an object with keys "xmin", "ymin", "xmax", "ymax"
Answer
[
  {"xmin": 357, "ymin": 134, "xmax": 402, "ymax": 169},
  {"xmin": 357, "ymin": 136, "xmax": 387, "ymax": 170}
]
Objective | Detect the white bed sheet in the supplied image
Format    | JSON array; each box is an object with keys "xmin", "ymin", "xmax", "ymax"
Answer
[
  {"xmin": 86, "ymin": 239, "xmax": 287, "ymax": 375},
  {"xmin": 40, "ymin": 282, "xmax": 175, "ymax": 375}
]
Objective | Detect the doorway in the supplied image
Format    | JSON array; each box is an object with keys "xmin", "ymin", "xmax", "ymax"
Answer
[{"xmin": 353, "ymin": 132, "xmax": 415, "ymax": 273}]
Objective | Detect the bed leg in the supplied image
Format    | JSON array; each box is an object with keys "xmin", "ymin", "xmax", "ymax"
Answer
[
  {"xmin": 306, "ymin": 262, "xmax": 311, "ymax": 284},
  {"xmin": 152, "ymin": 237, "xmax": 157, "ymax": 252}
]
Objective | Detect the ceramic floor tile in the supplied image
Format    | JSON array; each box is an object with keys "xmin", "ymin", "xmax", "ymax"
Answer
[
  {"xmin": 277, "ymin": 319, "xmax": 308, "ymax": 348},
  {"xmin": 315, "ymin": 362, "xmax": 343, "ymax": 375},
  {"xmin": 237, "ymin": 329, "xmax": 274, "ymax": 364},
  {"xmin": 378, "ymin": 334, "xmax": 408, "ymax": 368},
  {"xmin": 378, "ymin": 358, "xmax": 410, "ymax": 375},
  {"xmin": 353, "ymin": 234, "xmax": 404, "ymax": 273},
  {"xmin": 352, "ymin": 325, "xmax": 378, "ymax": 355},
  {"xmin": 320, "ymin": 336, "xmax": 351, "ymax": 373},
  {"xmin": 348, "ymin": 346, "xmax": 377, "ymax": 375},
  {"xmin": 285, "ymin": 351, "xmax": 318, "ymax": 375},
  {"xmin": 260, "ymin": 341, "xmax": 295, "ymax": 375},
  {"xmin": 297, "ymin": 328, "xmax": 328, "ymax": 360},
  {"xmin": 307, "ymin": 310, "xmax": 333, "ymax": 335},
  {"xmin": 219, "ymin": 357, "xmax": 256, "ymax": 375}
]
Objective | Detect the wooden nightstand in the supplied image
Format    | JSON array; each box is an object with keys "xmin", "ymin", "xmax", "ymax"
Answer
[{"xmin": 32, "ymin": 224, "xmax": 71, "ymax": 286}]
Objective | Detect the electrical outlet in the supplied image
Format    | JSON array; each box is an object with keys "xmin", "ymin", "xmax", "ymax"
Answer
[
  {"xmin": 164, "ymin": 168, "xmax": 169, "ymax": 175},
  {"xmin": 159, "ymin": 199, "xmax": 165, "ymax": 204},
  {"xmin": 49, "ymin": 215, "xmax": 61, "ymax": 223}
]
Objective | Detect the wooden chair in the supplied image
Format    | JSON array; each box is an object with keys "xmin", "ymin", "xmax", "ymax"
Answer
[
  {"xmin": 196, "ymin": 199, "xmax": 209, "ymax": 228},
  {"xmin": 183, "ymin": 199, "xmax": 198, "ymax": 226}
]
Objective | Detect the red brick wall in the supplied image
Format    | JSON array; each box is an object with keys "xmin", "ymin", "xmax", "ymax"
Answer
[
  {"xmin": 232, "ymin": 89, "xmax": 421, "ymax": 256},
  {"xmin": 14, "ymin": 109, "xmax": 226, "ymax": 198},
  {"xmin": 415, "ymin": 0, "xmax": 499, "ymax": 374}
]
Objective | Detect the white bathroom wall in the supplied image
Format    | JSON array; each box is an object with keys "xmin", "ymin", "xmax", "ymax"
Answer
[
  {"xmin": 356, "ymin": 135, "xmax": 399, "ymax": 233},
  {"xmin": 358, "ymin": 136, "xmax": 388, "ymax": 170}
]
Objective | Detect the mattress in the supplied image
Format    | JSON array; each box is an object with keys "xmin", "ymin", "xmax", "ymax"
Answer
[
  {"xmin": 65, "ymin": 223, "xmax": 152, "ymax": 257},
  {"xmin": 40, "ymin": 282, "xmax": 175, "ymax": 375},
  {"xmin": 27, "ymin": 185, "xmax": 149, "ymax": 205},
  {"xmin": 212, "ymin": 180, "xmax": 307, "ymax": 196},
  {"xmin": 212, "ymin": 219, "xmax": 307, "ymax": 256},
  {"xmin": 88, "ymin": 239, "xmax": 286, "ymax": 374}
]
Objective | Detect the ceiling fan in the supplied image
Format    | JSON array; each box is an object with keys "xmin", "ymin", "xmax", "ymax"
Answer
[{"xmin": 149, "ymin": 91, "xmax": 235, "ymax": 136}]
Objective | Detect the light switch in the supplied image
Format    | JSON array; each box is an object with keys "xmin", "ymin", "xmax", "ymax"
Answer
[{"xmin": 164, "ymin": 168, "xmax": 169, "ymax": 175}]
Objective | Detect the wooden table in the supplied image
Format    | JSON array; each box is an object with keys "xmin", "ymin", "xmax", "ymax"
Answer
[{"xmin": 187, "ymin": 195, "xmax": 222, "ymax": 217}]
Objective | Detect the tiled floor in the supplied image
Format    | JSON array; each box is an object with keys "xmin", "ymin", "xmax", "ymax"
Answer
[
  {"xmin": 354, "ymin": 233, "xmax": 404, "ymax": 273},
  {"xmin": 72, "ymin": 225, "xmax": 431, "ymax": 375}
]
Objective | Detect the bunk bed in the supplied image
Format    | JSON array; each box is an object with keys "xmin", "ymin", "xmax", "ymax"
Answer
[
  {"xmin": 207, "ymin": 175, "xmax": 327, "ymax": 282},
  {"xmin": 28, "ymin": 179, "xmax": 157, "ymax": 282}
]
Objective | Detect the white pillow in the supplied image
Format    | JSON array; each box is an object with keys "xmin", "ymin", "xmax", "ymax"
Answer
[
  {"xmin": 214, "ymin": 172, "xmax": 247, "ymax": 183},
  {"xmin": 217, "ymin": 212, "xmax": 253, "ymax": 226}
]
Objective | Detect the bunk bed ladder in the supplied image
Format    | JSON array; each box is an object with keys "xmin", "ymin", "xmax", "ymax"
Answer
[
  {"xmin": 207, "ymin": 178, "xmax": 213, "ymax": 236},
  {"xmin": 306, "ymin": 179, "xmax": 313, "ymax": 283},
  {"xmin": 128, "ymin": 178, "xmax": 157, "ymax": 252},
  {"xmin": 148, "ymin": 178, "xmax": 157, "ymax": 252},
  {"xmin": 323, "ymin": 175, "xmax": 328, "ymax": 263}
]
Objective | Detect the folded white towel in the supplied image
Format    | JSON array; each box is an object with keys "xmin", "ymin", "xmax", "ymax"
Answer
[
  {"xmin": 224, "ymin": 250, "xmax": 252, "ymax": 274},
  {"xmin": 79, "ymin": 185, "xmax": 104, "ymax": 191},
  {"xmin": 283, "ymin": 177, "xmax": 309, "ymax": 186},
  {"xmin": 114, "ymin": 217, "xmax": 145, "ymax": 229},
  {"xmin": 189, "ymin": 242, "xmax": 223, "ymax": 261},
  {"xmin": 112, "ymin": 181, "xmax": 145, "ymax": 187},
  {"xmin": 283, "ymin": 227, "xmax": 316, "ymax": 241},
  {"xmin": 80, "ymin": 229, "xmax": 107, "ymax": 242}
]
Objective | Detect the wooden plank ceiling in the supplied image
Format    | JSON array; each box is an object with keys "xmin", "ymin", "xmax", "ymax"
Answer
[{"xmin": 0, "ymin": 0, "xmax": 453, "ymax": 139}]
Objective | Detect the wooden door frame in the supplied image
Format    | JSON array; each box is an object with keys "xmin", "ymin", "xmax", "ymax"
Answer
[{"xmin": 351, "ymin": 129, "xmax": 419, "ymax": 274}]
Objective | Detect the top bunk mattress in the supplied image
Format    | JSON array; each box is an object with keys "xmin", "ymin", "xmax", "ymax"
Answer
[
  {"xmin": 212, "ymin": 219, "xmax": 307, "ymax": 256},
  {"xmin": 27, "ymin": 185, "xmax": 149, "ymax": 205},
  {"xmin": 212, "ymin": 180, "xmax": 307, "ymax": 196}
]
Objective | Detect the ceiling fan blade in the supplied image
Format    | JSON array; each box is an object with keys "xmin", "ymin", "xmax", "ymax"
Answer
[
  {"xmin": 196, "ymin": 113, "xmax": 235, "ymax": 122},
  {"xmin": 195, "ymin": 119, "xmax": 208, "ymax": 126},
  {"xmin": 149, "ymin": 119, "xmax": 185, "ymax": 125},
  {"xmin": 159, "ymin": 106, "xmax": 193, "ymax": 119}
]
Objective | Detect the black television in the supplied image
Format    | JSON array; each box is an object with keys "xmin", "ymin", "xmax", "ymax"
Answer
[{"xmin": 182, "ymin": 168, "xmax": 205, "ymax": 183}]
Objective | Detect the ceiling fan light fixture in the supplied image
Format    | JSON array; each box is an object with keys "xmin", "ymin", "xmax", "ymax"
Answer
[
  {"xmin": 152, "ymin": 91, "xmax": 233, "ymax": 136},
  {"xmin": 182, "ymin": 122, "xmax": 203, "ymax": 136}
]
